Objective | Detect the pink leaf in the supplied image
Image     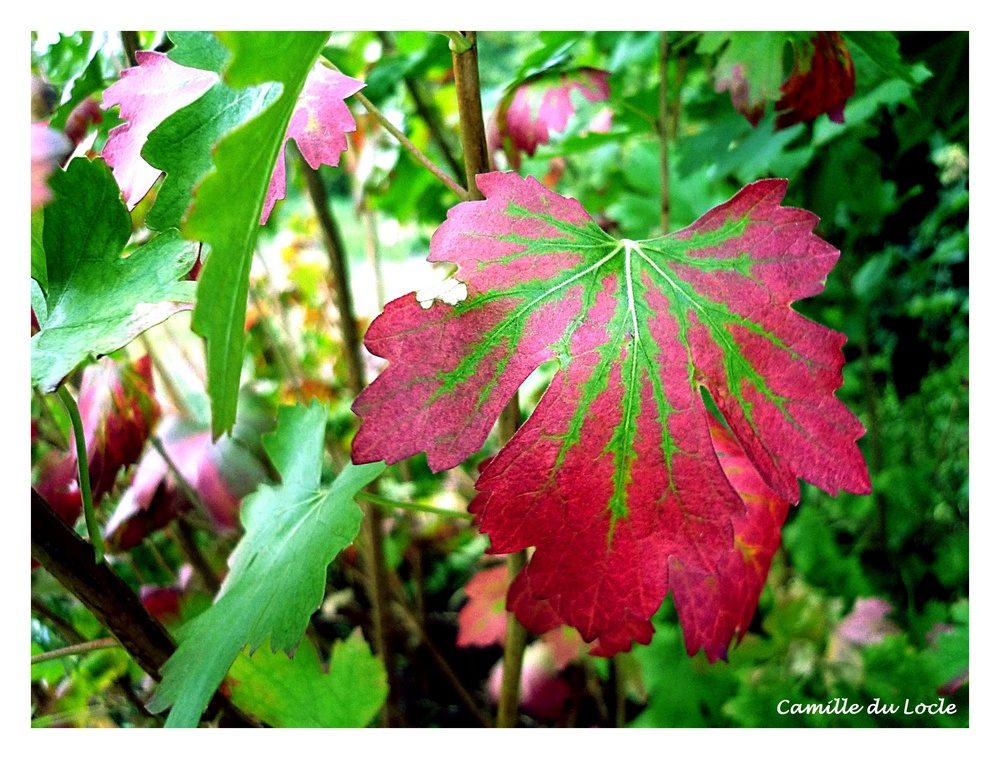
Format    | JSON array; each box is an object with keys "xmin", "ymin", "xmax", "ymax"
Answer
[
  {"xmin": 31, "ymin": 123, "xmax": 70, "ymax": 212},
  {"xmin": 261, "ymin": 63, "xmax": 364, "ymax": 224},
  {"xmin": 102, "ymin": 51, "xmax": 218, "ymax": 209},
  {"xmin": 456, "ymin": 564, "xmax": 509, "ymax": 648},
  {"xmin": 490, "ymin": 68, "xmax": 611, "ymax": 170}
]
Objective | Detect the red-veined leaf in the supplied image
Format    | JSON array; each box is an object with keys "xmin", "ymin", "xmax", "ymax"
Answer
[{"xmin": 352, "ymin": 172, "xmax": 870, "ymax": 660}]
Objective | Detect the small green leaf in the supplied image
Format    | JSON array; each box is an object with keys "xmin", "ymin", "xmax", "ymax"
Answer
[
  {"xmin": 148, "ymin": 401, "xmax": 384, "ymax": 727},
  {"xmin": 31, "ymin": 157, "xmax": 196, "ymax": 392},
  {"xmin": 842, "ymin": 31, "xmax": 916, "ymax": 85},
  {"xmin": 230, "ymin": 630, "xmax": 387, "ymax": 727},
  {"xmin": 185, "ymin": 32, "xmax": 329, "ymax": 437}
]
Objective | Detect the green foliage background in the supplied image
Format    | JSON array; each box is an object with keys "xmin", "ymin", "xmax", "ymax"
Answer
[{"xmin": 30, "ymin": 31, "xmax": 968, "ymax": 728}]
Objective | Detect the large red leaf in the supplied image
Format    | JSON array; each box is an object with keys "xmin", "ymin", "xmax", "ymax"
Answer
[
  {"xmin": 352, "ymin": 173, "xmax": 870, "ymax": 660},
  {"xmin": 73, "ymin": 355, "xmax": 161, "ymax": 501}
]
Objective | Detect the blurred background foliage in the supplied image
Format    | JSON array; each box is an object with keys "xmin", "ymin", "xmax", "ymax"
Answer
[{"xmin": 31, "ymin": 30, "xmax": 967, "ymax": 727}]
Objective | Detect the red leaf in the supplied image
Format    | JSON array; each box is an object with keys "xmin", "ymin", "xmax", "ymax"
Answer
[
  {"xmin": 260, "ymin": 63, "xmax": 364, "ymax": 223},
  {"xmin": 352, "ymin": 173, "xmax": 870, "ymax": 660},
  {"xmin": 776, "ymin": 32, "xmax": 855, "ymax": 129},
  {"xmin": 456, "ymin": 564, "xmax": 509, "ymax": 648},
  {"xmin": 73, "ymin": 355, "xmax": 161, "ymax": 502},
  {"xmin": 489, "ymin": 68, "xmax": 610, "ymax": 170},
  {"xmin": 33, "ymin": 450, "xmax": 82, "ymax": 526},
  {"xmin": 102, "ymin": 51, "xmax": 218, "ymax": 209},
  {"xmin": 104, "ymin": 415, "xmax": 268, "ymax": 550}
]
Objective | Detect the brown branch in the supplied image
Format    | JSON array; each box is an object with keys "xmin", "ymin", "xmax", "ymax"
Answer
[
  {"xmin": 120, "ymin": 31, "xmax": 139, "ymax": 68},
  {"xmin": 31, "ymin": 488, "xmax": 258, "ymax": 727},
  {"xmin": 452, "ymin": 32, "xmax": 490, "ymax": 202}
]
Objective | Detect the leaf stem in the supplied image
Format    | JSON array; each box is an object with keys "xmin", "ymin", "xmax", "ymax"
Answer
[
  {"xmin": 57, "ymin": 384, "xmax": 103, "ymax": 563},
  {"xmin": 658, "ymin": 32, "xmax": 671, "ymax": 235},
  {"xmin": 32, "ymin": 637, "xmax": 119, "ymax": 664},
  {"xmin": 355, "ymin": 491, "xmax": 474, "ymax": 521},
  {"xmin": 351, "ymin": 89, "xmax": 469, "ymax": 200}
]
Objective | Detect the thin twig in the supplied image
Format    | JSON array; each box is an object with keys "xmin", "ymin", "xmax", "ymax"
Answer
[
  {"xmin": 658, "ymin": 32, "xmax": 671, "ymax": 235},
  {"xmin": 376, "ymin": 32, "xmax": 466, "ymax": 183},
  {"xmin": 32, "ymin": 637, "xmax": 119, "ymax": 664},
  {"xmin": 352, "ymin": 90, "xmax": 469, "ymax": 200},
  {"xmin": 300, "ymin": 153, "xmax": 400, "ymax": 726},
  {"xmin": 387, "ymin": 579, "xmax": 493, "ymax": 727}
]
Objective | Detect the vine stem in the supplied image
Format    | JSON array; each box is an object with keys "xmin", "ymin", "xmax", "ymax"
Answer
[
  {"xmin": 355, "ymin": 491, "xmax": 474, "ymax": 521},
  {"xmin": 351, "ymin": 89, "xmax": 469, "ymax": 200},
  {"xmin": 451, "ymin": 31, "xmax": 530, "ymax": 727},
  {"xmin": 57, "ymin": 385, "xmax": 103, "ymax": 563},
  {"xmin": 32, "ymin": 637, "xmax": 119, "ymax": 664},
  {"xmin": 658, "ymin": 31, "xmax": 671, "ymax": 235}
]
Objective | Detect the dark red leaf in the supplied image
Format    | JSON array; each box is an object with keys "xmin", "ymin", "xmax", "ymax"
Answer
[
  {"xmin": 73, "ymin": 355, "xmax": 161, "ymax": 502},
  {"xmin": 776, "ymin": 32, "xmax": 855, "ymax": 130}
]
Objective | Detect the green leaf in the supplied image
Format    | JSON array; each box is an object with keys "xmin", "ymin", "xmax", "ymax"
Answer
[
  {"xmin": 230, "ymin": 630, "xmax": 387, "ymax": 727},
  {"xmin": 842, "ymin": 32, "xmax": 916, "ymax": 85},
  {"xmin": 147, "ymin": 401, "xmax": 384, "ymax": 727},
  {"xmin": 31, "ymin": 210, "xmax": 46, "ymax": 293},
  {"xmin": 31, "ymin": 158, "xmax": 196, "ymax": 392},
  {"xmin": 184, "ymin": 31, "xmax": 329, "ymax": 438},
  {"xmin": 142, "ymin": 32, "xmax": 281, "ymax": 231}
]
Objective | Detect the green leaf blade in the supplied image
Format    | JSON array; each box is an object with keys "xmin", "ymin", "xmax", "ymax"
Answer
[
  {"xmin": 148, "ymin": 401, "xmax": 384, "ymax": 727},
  {"xmin": 31, "ymin": 158, "xmax": 196, "ymax": 392},
  {"xmin": 183, "ymin": 32, "xmax": 329, "ymax": 437}
]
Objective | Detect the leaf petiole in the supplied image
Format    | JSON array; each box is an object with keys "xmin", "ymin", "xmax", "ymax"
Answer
[
  {"xmin": 57, "ymin": 384, "xmax": 104, "ymax": 564},
  {"xmin": 354, "ymin": 491, "xmax": 474, "ymax": 521}
]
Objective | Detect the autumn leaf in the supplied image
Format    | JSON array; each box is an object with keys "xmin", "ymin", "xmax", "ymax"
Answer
[
  {"xmin": 352, "ymin": 172, "xmax": 870, "ymax": 660},
  {"xmin": 73, "ymin": 355, "xmax": 161, "ymax": 502},
  {"xmin": 101, "ymin": 49, "xmax": 219, "ymax": 209},
  {"xmin": 489, "ymin": 68, "xmax": 610, "ymax": 170},
  {"xmin": 261, "ymin": 62, "xmax": 364, "ymax": 223},
  {"xmin": 708, "ymin": 32, "xmax": 855, "ymax": 131},
  {"xmin": 775, "ymin": 32, "xmax": 855, "ymax": 129},
  {"xmin": 148, "ymin": 401, "xmax": 384, "ymax": 727},
  {"xmin": 456, "ymin": 564, "xmax": 510, "ymax": 648}
]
